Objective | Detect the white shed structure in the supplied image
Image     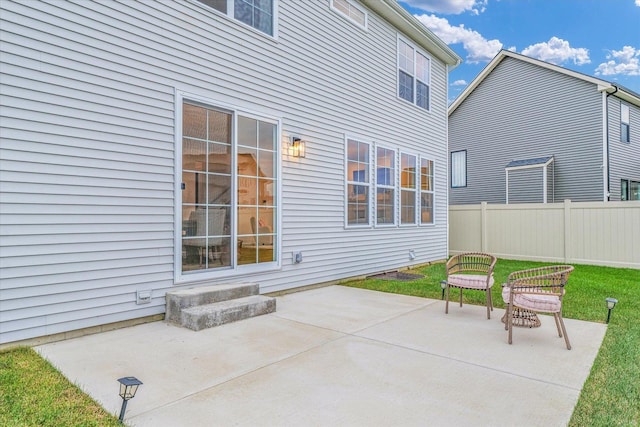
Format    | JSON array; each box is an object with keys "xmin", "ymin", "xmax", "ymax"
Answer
[{"xmin": 0, "ymin": 0, "xmax": 460, "ymax": 345}]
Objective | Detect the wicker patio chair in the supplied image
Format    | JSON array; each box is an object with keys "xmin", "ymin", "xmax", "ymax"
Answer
[
  {"xmin": 444, "ymin": 252, "xmax": 497, "ymax": 319},
  {"xmin": 502, "ymin": 265, "xmax": 574, "ymax": 350}
]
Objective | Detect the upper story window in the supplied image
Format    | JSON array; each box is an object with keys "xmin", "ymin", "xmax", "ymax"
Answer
[
  {"xmin": 331, "ymin": 0, "xmax": 367, "ymax": 29},
  {"xmin": 621, "ymin": 103, "xmax": 630, "ymax": 143},
  {"xmin": 398, "ymin": 37, "xmax": 431, "ymax": 111},
  {"xmin": 346, "ymin": 139, "xmax": 371, "ymax": 226},
  {"xmin": 196, "ymin": 0, "xmax": 275, "ymax": 36},
  {"xmin": 451, "ymin": 150, "xmax": 467, "ymax": 188}
]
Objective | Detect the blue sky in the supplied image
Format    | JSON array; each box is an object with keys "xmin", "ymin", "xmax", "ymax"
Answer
[{"xmin": 399, "ymin": 0, "xmax": 640, "ymax": 101}]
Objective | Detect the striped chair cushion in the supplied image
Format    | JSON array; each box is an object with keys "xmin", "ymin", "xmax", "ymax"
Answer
[
  {"xmin": 502, "ymin": 287, "xmax": 562, "ymax": 313},
  {"xmin": 448, "ymin": 274, "xmax": 494, "ymax": 290}
]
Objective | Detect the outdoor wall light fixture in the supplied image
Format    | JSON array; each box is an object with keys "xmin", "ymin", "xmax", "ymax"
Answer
[
  {"xmin": 440, "ymin": 280, "xmax": 447, "ymax": 300},
  {"xmin": 117, "ymin": 376, "xmax": 143, "ymax": 423},
  {"xmin": 605, "ymin": 297, "xmax": 618, "ymax": 324},
  {"xmin": 289, "ymin": 136, "xmax": 306, "ymax": 158}
]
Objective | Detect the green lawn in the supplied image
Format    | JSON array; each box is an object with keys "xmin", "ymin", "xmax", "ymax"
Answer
[
  {"xmin": 0, "ymin": 347, "xmax": 121, "ymax": 427},
  {"xmin": 344, "ymin": 259, "xmax": 640, "ymax": 427}
]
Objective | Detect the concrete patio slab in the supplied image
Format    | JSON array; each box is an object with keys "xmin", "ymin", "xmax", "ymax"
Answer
[{"xmin": 35, "ymin": 286, "xmax": 607, "ymax": 426}]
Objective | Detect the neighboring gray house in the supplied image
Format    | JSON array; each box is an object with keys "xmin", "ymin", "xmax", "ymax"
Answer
[
  {"xmin": 0, "ymin": 0, "xmax": 460, "ymax": 345},
  {"xmin": 448, "ymin": 50, "xmax": 640, "ymax": 205}
]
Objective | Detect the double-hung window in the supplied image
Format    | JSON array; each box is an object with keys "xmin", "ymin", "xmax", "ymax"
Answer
[
  {"xmin": 179, "ymin": 97, "xmax": 278, "ymax": 278},
  {"xmin": 196, "ymin": 0, "xmax": 275, "ymax": 36},
  {"xmin": 346, "ymin": 139, "xmax": 371, "ymax": 225},
  {"xmin": 331, "ymin": 0, "xmax": 367, "ymax": 29},
  {"xmin": 621, "ymin": 103, "xmax": 630, "ymax": 143},
  {"xmin": 398, "ymin": 37, "xmax": 431, "ymax": 110},
  {"xmin": 400, "ymin": 152, "xmax": 417, "ymax": 224},
  {"xmin": 345, "ymin": 142, "xmax": 436, "ymax": 228},
  {"xmin": 451, "ymin": 150, "xmax": 467, "ymax": 188},
  {"xmin": 375, "ymin": 147, "xmax": 396, "ymax": 225},
  {"xmin": 420, "ymin": 158, "xmax": 434, "ymax": 224}
]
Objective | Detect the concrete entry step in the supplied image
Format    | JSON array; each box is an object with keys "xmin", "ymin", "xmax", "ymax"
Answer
[
  {"xmin": 180, "ymin": 295, "xmax": 276, "ymax": 331},
  {"xmin": 165, "ymin": 283, "xmax": 259, "ymax": 324}
]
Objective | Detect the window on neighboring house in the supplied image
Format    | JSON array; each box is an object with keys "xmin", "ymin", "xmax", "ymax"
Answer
[
  {"xmin": 420, "ymin": 158, "xmax": 434, "ymax": 224},
  {"xmin": 398, "ymin": 37, "xmax": 431, "ymax": 110},
  {"xmin": 621, "ymin": 103, "xmax": 630, "ymax": 143},
  {"xmin": 621, "ymin": 179, "xmax": 640, "ymax": 201},
  {"xmin": 180, "ymin": 99, "xmax": 278, "ymax": 276},
  {"xmin": 347, "ymin": 139, "xmax": 371, "ymax": 225},
  {"xmin": 196, "ymin": 0, "xmax": 275, "ymax": 36},
  {"xmin": 376, "ymin": 147, "xmax": 396, "ymax": 225},
  {"xmin": 331, "ymin": 0, "xmax": 367, "ymax": 29},
  {"xmin": 400, "ymin": 152, "xmax": 417, "ymax": 224},
  {"xmin": 451, "ymin": 150, "xmax": 467, "ymax": 188}
]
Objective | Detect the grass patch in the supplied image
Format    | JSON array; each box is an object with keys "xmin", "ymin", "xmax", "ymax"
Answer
[
  {"xmin": 344, "ymin": 259, "xmax": 640, "ymax": 427},
  {"xmin": 0, "ymin": 347, "xmax": 121, "ymax": 427}
]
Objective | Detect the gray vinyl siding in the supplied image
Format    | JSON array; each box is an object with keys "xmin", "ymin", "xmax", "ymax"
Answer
[
  {"xmin": 0, "ymin": 0, "xmax": 451, "ymax": 343},
  {"xmin": 449, "ymin": 57, "xmax": 603, "ymax": 204},
  {"xmin": 608, "ymin": 97, "xmax": 640, "ymax": 200},
  {"xmin": 508, "ymin": 168, "xmax": 544, "ymax": 204}
]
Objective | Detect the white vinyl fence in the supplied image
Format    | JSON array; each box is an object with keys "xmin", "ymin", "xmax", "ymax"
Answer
[{"xmin": 449, "ymin": 200, "xmax": 640, "ymax": 269}]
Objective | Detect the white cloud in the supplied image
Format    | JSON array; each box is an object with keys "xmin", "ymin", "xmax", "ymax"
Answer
[
  {"xmin": 521, "ymin": 37, "xmax": 590, "ymax": 65},
  {"xmin": 402, "ymin": 0, "xmax": 487, "ymax": 15},
  {"xmin": 636, "ymin": 0, "xmax": 640, "ymax": 6},
  {"xmin": 415, "ymin": 14, "xmax": 503, "ymax": 63},
  {"xmin": 595, "ymin": 46, "xmax": 640, "ymax": 76},
  {"xmin": 451, "ymin": 79, "xmax": 468, "ymax": 86}
]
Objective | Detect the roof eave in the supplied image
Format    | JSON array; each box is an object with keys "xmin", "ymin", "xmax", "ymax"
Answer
[
  {"xmin": 449, "ymin": 50, "xmax": 640, "ymax": 115},
  {"xmin": 361, "ymin": 0, "xmax": 461, "ymax": 67}
]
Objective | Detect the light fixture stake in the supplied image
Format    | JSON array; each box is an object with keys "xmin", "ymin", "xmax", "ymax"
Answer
[
  {"xmin": 605, "ymin": 297, "xmax": 618, "ymax": 324},
  {"xmin": 117, "ymin": 376, "xmax": 143, "ymax": 423}
]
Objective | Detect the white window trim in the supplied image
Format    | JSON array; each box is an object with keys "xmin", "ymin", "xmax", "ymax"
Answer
[
  {"xmin": 190, "ymin": 0, "xmax": 279, "ymax": 39},
  {"xmin": 174, "ymin": 90, "xmax": 282, "ymax": 284},
  {"xmin": 330, "ymin": 0, "xmax": 368, "ymax": 31},
  {"xmin": 374, "ymin": 143, "xmax": 398, "ymax": 227},
  {"xmin": 396, "ymin": 35, "xmax": 432, "ymax": 112},
  {"xmin": 399, "ymin": 150, "xmax": 418, "ymax": 226},
  {"xmin": 419, "ymin": 156, "xmax": 436, "ymax": 226},
  {"xmin": 345, "ymin": 135, "xmax": 372, "ymax": 228},
  {"xmin": 621, "ymin": 103, "xmax": 630, "ymax": 143},
  {"xmin": 451, "ymin": 150, "xmax": 467, "ymax": 188}
]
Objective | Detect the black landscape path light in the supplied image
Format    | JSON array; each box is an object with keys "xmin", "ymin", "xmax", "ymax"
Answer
[
  {"xmin": 117, "ymin": 376, "xmax": 142, "ymax": 423},
  {"xmin": 605, "ymin": 298, "xmax": 618, "ymax": 324},
  {"xmin": 440, "ymin": 280, "xmax": 447, "ymax": 300}
]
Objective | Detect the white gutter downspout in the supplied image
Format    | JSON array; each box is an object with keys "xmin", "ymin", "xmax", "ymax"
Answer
[
  {"xmin": 600, "ymin": 84, "xmax": 618, "ymax": 201},
  {"xmin": 601, "ymin": 91, "xmax": 609, "ymax": 202},
  {"xmin": 505, "ymin": 170, "xmax": 509, "ymax": 204},
  {"xmin": 543, "ymin": 165, "xmax": 548, "ymax": 203}
]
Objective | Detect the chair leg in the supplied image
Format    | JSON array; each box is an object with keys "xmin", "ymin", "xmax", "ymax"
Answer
[
  {"xmin": 445, "ymin": 285, "xmax": 450, "ymax": 314},
  {"xmin": 556, "ymin": 313, "xmax": 571, "ymax": 350},
  {"xmin": 459, "ymin": 288, "xmax": 463, "ymax": 307},
  {"xmin": 553, "ymin": 313, "xmax": 563, "ymax": 337},
  {"xmin": 485, "ymin": 291, "xmax": 491, "ymax": 319},
  {"xmin": 507, "ymin": 304, "xmax": 513, "ymax": 344}
]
